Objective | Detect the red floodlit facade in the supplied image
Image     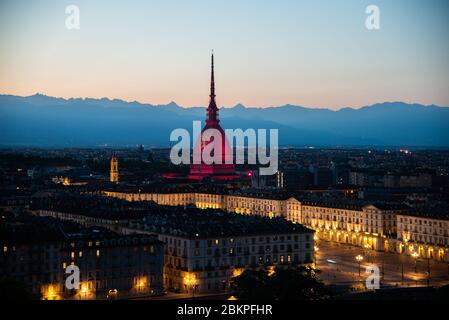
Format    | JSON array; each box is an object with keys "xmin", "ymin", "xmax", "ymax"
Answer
[{"xmin": 188, "ymin": 54, "xmax": 238, "ymax": 180}]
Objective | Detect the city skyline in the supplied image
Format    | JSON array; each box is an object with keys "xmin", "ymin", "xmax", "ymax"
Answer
[
  {"xmin": 1, "ymin": 0, "xmax": 449, "ymax": 109},
  {"xmin": 2, "ymin": 0, "xmax": 449, "ymax": 307}
]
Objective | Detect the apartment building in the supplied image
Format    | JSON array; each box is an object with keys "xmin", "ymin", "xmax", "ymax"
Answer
[
  {"xmin": 300, "ymin": 200, "xmax": 402, "ymax": 252},
  {"xmin": 29, "ymin": 195, "xmax": 314, "ymax": 294},
  {"xmin": 104, "ymin": 191, "xmax": 290, "ymax": 218},
  {"xmin": 128, "ymin": 207, "xmax": 314, "ymax": 293},
  {"xmin": 1, "ymin": 212, "xmax": 164, "ymax": 300},
  {"xmin": 396, "ymin": 205, "xmax": 449, "ymax": 262},
  {"xmin": 103, "ymin": 191, "xmax": 403, "ymax": 252}
]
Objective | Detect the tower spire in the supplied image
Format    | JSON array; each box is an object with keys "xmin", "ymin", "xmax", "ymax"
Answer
[
  {"xmin": 206, "ymin": 51, "xmax": 219, "ymax": 125},
  {"xmin": 210, "ymin": 51, "xmax": 215, "ymax": 100}
]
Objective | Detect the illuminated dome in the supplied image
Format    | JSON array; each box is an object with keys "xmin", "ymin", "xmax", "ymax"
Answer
[{"xmin": 189, "ymin": 53, "xmax": 237, "ymax": 180}]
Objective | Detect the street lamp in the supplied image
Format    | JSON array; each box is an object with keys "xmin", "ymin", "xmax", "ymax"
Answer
[
  {"xmin": 314, "ymin": 246, "xmax": 319, "ymax": 268},
  {"xmin": 412, "ymin": 252, "xmax": 419, "ymax": 273},
  {"xmin": 364, "ymin": 244, "xmax": 371, "ymax": 262},
  {"xmin": 80, "ymin": 283, "xmax": 89, "ymax": 300},
  {"xmin": 356, "ymin": 255, "xmax": 364, "ymax": 277},
  {"xmin": 184, "ymin": 273, "xmax": 197, "ymax": 297}
]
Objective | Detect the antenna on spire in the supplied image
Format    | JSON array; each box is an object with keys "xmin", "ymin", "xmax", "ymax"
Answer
[
  {"xmin": 207, "ymin": 50, "xmax": 218, "ymax": 124},
  {"xmin": 210, "ymin": 50, "xmax": 215, "ymax": 100}
]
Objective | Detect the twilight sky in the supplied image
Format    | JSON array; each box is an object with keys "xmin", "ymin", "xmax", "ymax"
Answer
[{"xmin": 0, "ymin": 0, "xmax": 448, "ymax": 109}]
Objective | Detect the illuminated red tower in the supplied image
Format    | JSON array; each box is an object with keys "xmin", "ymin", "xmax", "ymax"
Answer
[{"xmin": 189, "ymin": 53, "xmax": 237, "ymax": 180}]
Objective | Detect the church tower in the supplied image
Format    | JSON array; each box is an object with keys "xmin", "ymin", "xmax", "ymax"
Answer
[{"xmin": 110, "ymin": 152, "xmax": 119, "ymax": 183}]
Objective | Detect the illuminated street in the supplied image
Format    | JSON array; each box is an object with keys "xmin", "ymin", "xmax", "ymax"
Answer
[{"xmin": 316, "ymin": 240, "xmax": 449, "ymax": 289}]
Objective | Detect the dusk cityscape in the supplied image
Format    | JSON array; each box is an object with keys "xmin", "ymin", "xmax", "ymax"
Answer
[{"xmin": 1, "ymin": 0, "xmax": 449, "ymax": 316}]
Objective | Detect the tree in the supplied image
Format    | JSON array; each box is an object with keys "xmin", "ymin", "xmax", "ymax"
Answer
[
  {"xmin": 230, "ymin": 269, "xmax": 271, "ymax": 300},
  {"xmin": 231, "ymin": 266, "xmax": 330, "ymax": 300}
]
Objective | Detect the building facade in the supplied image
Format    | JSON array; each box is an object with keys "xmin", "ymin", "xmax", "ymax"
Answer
[
  {"xmin": 1, "ymin": 215, "xmax": 164, "ymax": 300},
  {"xmin": 103, "ymin": 191, "xmax": 449, "ymax": 262},
  {"xmin": 299, "ymin": 201, "xmax": 399, "ymax": 252},
  {"xmin": 127, "ymin": 210, "xmax": 314, "ymax": 294},
  {"xmin": 397, "ymin": 213, "xmax": 449, "ymax": 262}
]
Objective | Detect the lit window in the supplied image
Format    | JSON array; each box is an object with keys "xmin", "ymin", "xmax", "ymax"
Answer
[
  {"xmin": 215, "ymin": 240, "xmax": 219, "ymax": 245},
  {"xmin": 79, "ymin": 251, "xmax": 83, "ymax": 258},
  {"xmin": 3, "ymin": 246, "xmax": 7, "ymax": 253},
  {"xmin": 96, "ymin": 250, "xmax": 100, "ymax": 257},
  {"xmin": 88, "ymin": 241, "xmax": 93, "ymax": 247},
  {"xmin": 63, "ymin": 262, "xmax": 67, "ymax": 269},
  {"xmin": 71, "ymin": 252, "xmax": 75, "ymax": 259}
]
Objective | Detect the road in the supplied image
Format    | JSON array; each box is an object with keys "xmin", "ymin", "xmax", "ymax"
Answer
[
  {"xmin": 315, "ymin": 240, "xmax": 449, "ymax": 289},
  {"xmin": 133, "ymin": 240, "xmax": 449, "ymax": 300},
  {"xmin": 130, "ymin": 292, "xmax": 231, "ymax": 300}
]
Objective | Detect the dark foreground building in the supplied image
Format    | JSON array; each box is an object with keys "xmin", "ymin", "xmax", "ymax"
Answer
[
  {"xmin": 127, "ymin": 207, "xmax": 315, "ymax": 293},
  {"xmin": 30, "ymin": 195, "xmax": 315, "ymax": 294},
  {"xmin": 0, "ymin": 212, "xmax": 164, "ymax": 300}
]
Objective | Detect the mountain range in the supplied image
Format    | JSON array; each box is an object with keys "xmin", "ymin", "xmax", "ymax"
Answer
[{"xmin": 1, "ymin": 93, "xmax": 448, "ymax": 148}]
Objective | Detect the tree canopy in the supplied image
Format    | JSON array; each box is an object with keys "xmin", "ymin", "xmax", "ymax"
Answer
[{"xmin": 230, "ymin": 266, "xmax": 330, "ymax": 300}]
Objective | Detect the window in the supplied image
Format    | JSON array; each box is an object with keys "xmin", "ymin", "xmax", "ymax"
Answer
[{"xmin": 96, "ymin": 250, "xmax": 100, "ymax": 257}]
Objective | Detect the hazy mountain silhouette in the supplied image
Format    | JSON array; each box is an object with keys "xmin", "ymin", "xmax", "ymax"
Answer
[{"xmin": 1, "ymin": 93, "xmax": 448, "ymax": 147}]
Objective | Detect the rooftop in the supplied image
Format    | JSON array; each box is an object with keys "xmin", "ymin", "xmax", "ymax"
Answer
[
  {"xmin": 0, "ymin": 210, "xmax": 163, "ymax": 246},
  {"xmin": 298, "ymin": 197, "xmax": 410, "ymax": 212},
  {"xmin": 30, "ymin": 195, "xmax": 152, "ymax": 221},
  {"xmin": 28, "ymin": 195, "xmax": 313, "ymax": 239},
  {"xmin": 402, "ymin": 202, "xmax": 449, "ymax": 220},
  {"xmin": 134, "ymin": 206, "xmax": 314, "ymax": 239}
]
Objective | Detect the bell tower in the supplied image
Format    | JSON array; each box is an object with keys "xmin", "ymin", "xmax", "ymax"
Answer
[{"xmin": 110, "ymin": 152, "xmax": 119, "ymax": 183}]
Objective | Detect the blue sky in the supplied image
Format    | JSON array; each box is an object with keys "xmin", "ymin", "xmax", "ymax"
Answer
[{"xmin": 1, "ymin": 0, "xmax": 448, "ymax": 109}]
